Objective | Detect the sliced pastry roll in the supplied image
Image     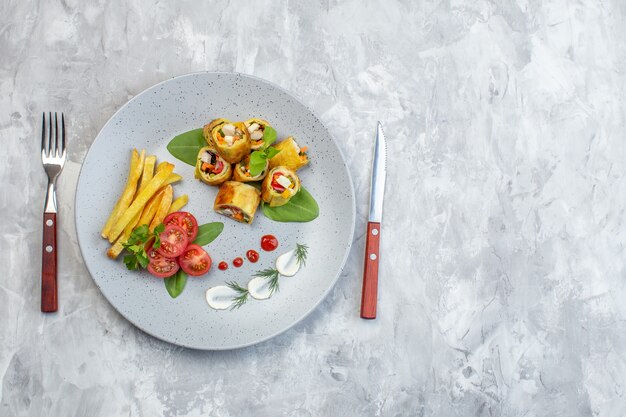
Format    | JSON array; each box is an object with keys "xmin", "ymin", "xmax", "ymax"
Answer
[
  {"xmin": 261, "ymin": 166, "xmax": 301, "ymax": 207},
  {"xmin": 244, "ymin": 118, "xmax": 272, "ymax": 151},
  {"xmin": 194, "ymin": 146, "xmax": 232, "ymax": 186},
  {"xmin": 267, "ymin": 137, "xmax": 309, "ymax": 171},
  {"xmin": 210, "ymin": 121, "xmax": 251, "ymax": 164},
  {"xmin": 203, "ymin": 118, "xmax": 230, "ymax": 148},
  {"xmin": 214, "ymin": 181, "xmax": 261, "ymax": 224},
  {"xmin": 233, "ymin": 155, "xmax": 269, "ymax": 182}
]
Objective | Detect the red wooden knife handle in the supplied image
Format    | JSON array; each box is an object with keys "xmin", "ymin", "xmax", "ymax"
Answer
[
  {"xmin": 41, "ymin": 212, "xmax": 58, "ymax": 312},
  {"xmin": 360, "ymin": 222, "xmax": 380, "ymax": 319}
]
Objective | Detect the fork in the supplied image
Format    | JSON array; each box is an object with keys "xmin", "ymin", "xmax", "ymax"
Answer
[{"xmin": 41, "ymin": 112, "xmax": 66, "ymax": 313}]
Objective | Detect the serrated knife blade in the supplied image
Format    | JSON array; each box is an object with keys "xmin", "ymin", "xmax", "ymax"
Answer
[{"xmin": 360, "ymin": 121, "xmax": 386, "ymax": 319}]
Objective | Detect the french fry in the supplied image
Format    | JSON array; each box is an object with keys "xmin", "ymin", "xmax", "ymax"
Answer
[
  {"xmin": 139, "ymin": 155, "xmax": 157, "ymax": 193},
  {"xmin": 101, "ymin": 149, "xmax": 145, "ymax": 238},
  {"xmin": 107, "ymin": 212, "xmax": 140, "ymax": 259},
  {"xmin": 164, "ymin": 173, "xmax": 182, "ymax": 186},
  {"xmin": 149, "ymin": 185, "xmax": 173, "ymax": 231},
  {"xmin": 139, "ymin": 188, "xmax": 165, "ymax": 227},
  {"xmin": 106, "ymin": 190, "xmax": 163, "ymax": 259},
  {"xmin": 156, "ymin": 161, "xmax": 169, "ymax": 172},
  {"xmin": 167, "ymin": 195, "xmax": 189, "ymax": 214},
  {"xmin": 107, "ymin": 162, "xmax": 175, "ymax": 242}
]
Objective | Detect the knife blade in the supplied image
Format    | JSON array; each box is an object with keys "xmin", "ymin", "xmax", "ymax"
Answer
[{"xmin": 360, "ymin": 122, "xmax": 387, "ymax": 319}]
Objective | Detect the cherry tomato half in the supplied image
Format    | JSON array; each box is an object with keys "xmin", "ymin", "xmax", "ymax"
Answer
[
  {"xmin": 178, "ymin": 244, "xmax": 212, "ymax": 276},
  {"xmin": 146, "ymin": 243, "xmax": 180, "ymax": 278},
  {"xmin": 157, "ymin": 225, "xmax": 189, "ymax": 258},
  {"xmin": 164, "ymin": 211, "xmax": 198, "ymax": 242}
]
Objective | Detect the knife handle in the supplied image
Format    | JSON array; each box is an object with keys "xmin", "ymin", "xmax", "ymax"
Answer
[
  {"xmin": 360, "ymin": 222, "xmax": 380, "ymax": 319},
  {"xmin": 41, "ymin": 212, "xmax": 58, "ymax": 313}
]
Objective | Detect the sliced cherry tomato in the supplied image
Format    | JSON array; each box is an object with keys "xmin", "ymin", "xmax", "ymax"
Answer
[
  {"xmin": 157, "ymin": 225, "xmax": 189, "ymax": 258},
  {"xmin": 163, "ymin": 212, "xmax": 198, "ymax": 242},
  {"xmin": 178, "ymin": 244, "xmax": 212, "ymax": 276},
  {"xmin": 146, "ymin": 244, "xmax": 180, "ymax": 278}
]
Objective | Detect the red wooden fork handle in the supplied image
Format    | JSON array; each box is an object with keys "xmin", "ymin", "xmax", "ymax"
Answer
[
  {"xmin": 360, "ymin": 222, "xmax": 380, "ymax": 319},
  {"xmin": 41, "ymin": 212, "xmax": 58, "ymax": 312}
]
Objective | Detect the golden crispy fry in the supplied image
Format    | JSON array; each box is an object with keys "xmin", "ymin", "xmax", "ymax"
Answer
[
  {"xmin": 139, "ymin": 155, "xmax": 156, "ymax": 193},
  {"xmin": 163, "ymin": 173, "xmax": 182, "ymax": 186},
  {"xmin": 107, "ymin": 215, "xmax": 139, "ymax": 259},
  {"xmin": 157, "ymin": 161, "xmax": 169, "ymax": 172},
  {"xmin": 167, "ymin": 195, "xmax": 189, "ymax": 214},
  {"xmin": 139, "ymin": 188, "xmax": 165, "ymax": 227},
  {"xmin": 149, "ymin": 185, "xmax": 173, "ymax": 231},
  {"xmin": 107, "ymin": 162, "xmax": 175, "ymax": 242},
  {"xmin": 101, "ymin": 149, "xmax": 145, "ymax": 238}
]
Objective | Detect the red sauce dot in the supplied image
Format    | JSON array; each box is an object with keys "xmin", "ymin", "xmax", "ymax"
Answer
[
  {"xmin": 261, "ymin": 235, "xmax": 279, "ymax": 252},
  {"xmin": 218, "ymin": 261, "xmax": 228, "ymax": 271},
  {"xmin": 246, "ymin": 250, "xmax": 259, "ymax": 263},
  {"xmin": 233, "ymin": 257, "xmax": 244, "ymax": 267}
]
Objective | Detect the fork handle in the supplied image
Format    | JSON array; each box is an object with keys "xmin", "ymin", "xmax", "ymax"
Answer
[{"xmin": 42, "ymin": 212, "xmax": 58, "ymax": 312}]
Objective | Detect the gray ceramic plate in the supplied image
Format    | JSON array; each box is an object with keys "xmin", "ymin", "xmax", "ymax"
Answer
[{"xmin": 75, "ymin": 72, "xmax": 355, "ymax": 350}]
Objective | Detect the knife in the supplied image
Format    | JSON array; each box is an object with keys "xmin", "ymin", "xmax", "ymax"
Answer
[{"xmin": 360, "ymin": 121, "xmax": 387, "ymax": 319}]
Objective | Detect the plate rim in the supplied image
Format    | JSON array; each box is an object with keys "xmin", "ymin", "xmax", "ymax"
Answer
[{"xmin": 75, "ymin": 71, "xmax": 356, "ymax": 350}]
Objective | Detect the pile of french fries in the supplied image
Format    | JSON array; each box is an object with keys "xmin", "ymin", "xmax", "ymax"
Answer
[{"xmin": 101, "ymin": 149, "xmax": 189, "ymax": 259}]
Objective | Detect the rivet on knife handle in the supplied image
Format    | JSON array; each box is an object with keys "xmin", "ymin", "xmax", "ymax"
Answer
[{"xmin": 360, "ymin": 222, "xmax": 380, "ymax": 319}]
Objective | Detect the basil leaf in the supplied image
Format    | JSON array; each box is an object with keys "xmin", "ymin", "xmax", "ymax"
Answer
[
  {"xmin": 261, "ymin": 186, "xmax": 319, "ymax": 222},
  {"xmin": 193, "ymin": 222, "xmax": 224, "ymax": 246},
  {"xmin": 164, "ymin": 270, "xmax": 187, "ymax": 298},
  {"xmin": 166, "ymin": 128, "xmax": 205, "ymax": 166},
  {"xmin": 249, "ymin": 151, "xmax": 268, "ymax": 177},
  {"xmin": 261, "ymin": 126, "xmax": 277, "ymax": 149},
  {"xmin": 265, "ymin": 147, "xmax": 280, "ymax": 159}
]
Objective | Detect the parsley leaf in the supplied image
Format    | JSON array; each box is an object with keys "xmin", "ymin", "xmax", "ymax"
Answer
[{"xmin": 122, "ymin": 223, "xmax": 164, "ymax": 271}]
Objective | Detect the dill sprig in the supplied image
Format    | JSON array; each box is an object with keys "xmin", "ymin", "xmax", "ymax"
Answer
[
  {"xmin": 295, "ymin": 243, "xmax": 308, "ymax": 266},
  {"xmin": 254, "ymin": 268, "xmax": 280, "ymax": 295},
  {"xmin": 226, "ymin": 281, "xmax": 249, "ymax": 310}
]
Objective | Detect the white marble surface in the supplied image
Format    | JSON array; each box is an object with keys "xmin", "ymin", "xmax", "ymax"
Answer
[{"xmin": 2, "ymin": 0, "xmax": 626, "ymax": 415}]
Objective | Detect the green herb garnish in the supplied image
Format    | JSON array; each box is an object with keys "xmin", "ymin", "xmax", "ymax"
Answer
[
  {"xmin": 122, "ymin": 223, "xmax": 164, "ymax": 271},
  {"xmin": 295, "ymin": 243, "xmax": 308, "ymax": 266},
  {"xmin": 164, "ymin": 269, "xmax": 188, "ymax": 298},
  {"xmin": 253, "ymin": 267, "xmax": 280, "ymax": 295},
  {"xmin": 248, "ymin": 126, "xmax": 280, "ymax": 176},
  {"xmin": 226, "ymin": 281, "xmax": 250, "ymax": 309}
]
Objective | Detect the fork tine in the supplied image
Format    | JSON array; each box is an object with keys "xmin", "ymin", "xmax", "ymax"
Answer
[
  {"xmin": 48, "ymin": 112, "xmax": 53, "ymax": 156},
  {"xmin": 41, "ymin": 112, "xmax": 46, "ymax": 157},
  {"xmin": 61, "ymin": 113, "xmax": 66, "ymax": 157},
  {"xmin": 54, "ymin": 112, "xmax": 59, "ymax": 157}
]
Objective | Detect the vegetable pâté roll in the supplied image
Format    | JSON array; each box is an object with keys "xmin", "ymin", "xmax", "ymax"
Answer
[
  {"xmin": 214, "ymin": 181, "xmax": 261, "ymax": 224},
  {"xmin": 194, "ymin": 146, "xmax": 232, "ymax": 186},
  {"xmin": 261, "ymin": 166, "xmax": 301, "ymax": 207},
  {"xmin": 244, "ymin": 118, "xmax": 272, "ymax": 151},
  {"xmin": 210, "ymin": 121, "xmax": 251, "ymax": 164},
  {"xmin": 203, "ymin": 118, "xmax": 230, "ymax": 148},
  {"xmin": 267, "ymin": 137, "xmax": 309, "ymax": 171}
]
